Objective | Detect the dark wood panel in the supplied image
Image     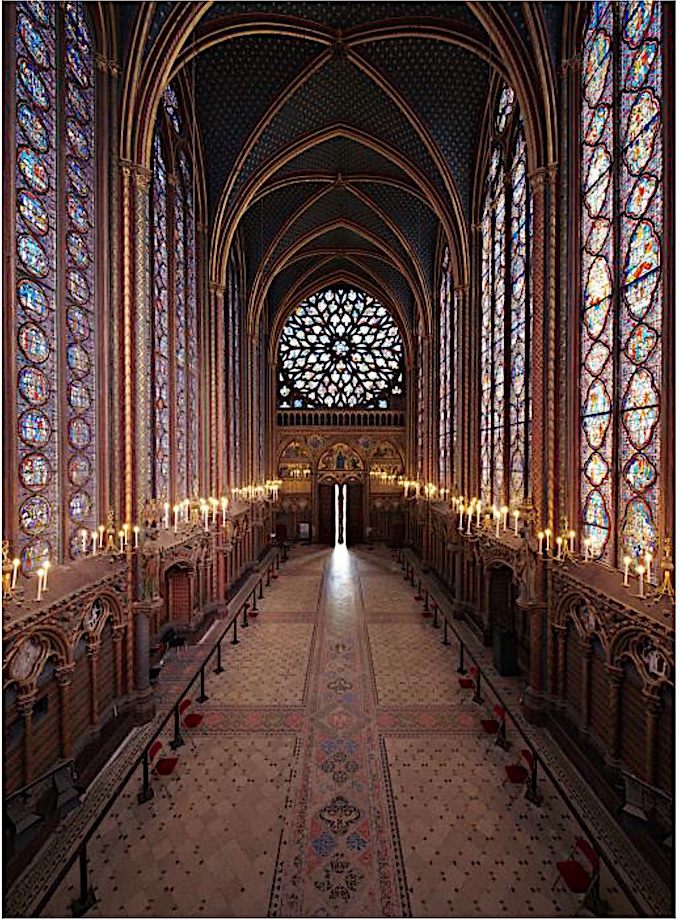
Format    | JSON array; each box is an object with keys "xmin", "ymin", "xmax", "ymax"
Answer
[
  {"xmin": 620, "ymin": 663, "xmax": 646, "ymax": 779},
  {"xmin": 589, "ymin": 642, "xmax": 609, "ymax": 743},
  {"xmin": 347, "ymin": 483, "xmax": 363, "ymax": 547},
  {"xmin": 318, "ymin": 484, "xmax": 335, "ymax": 546},
  {"xmin": 32, "ymin": 681, "xmax": 61, "ymax": 778},
  {"xmin": 168, "ymin": 569, "xmax": 191, "ymax": 624},
  {"xmin": 71, "ymin": 650, "xmax": 91, "ymax": 742},
  {"xmin": 657, "ymin": 686, "xmax": 673, "ymax": 795},
  {"xmin": 565, "ymin": 625, "xmax": 583, "ymax": 721}
]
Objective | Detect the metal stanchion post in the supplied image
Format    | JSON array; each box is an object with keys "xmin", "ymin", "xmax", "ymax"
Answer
[
  {"xmin": 197, "ymin": 664, "xmax": 208, "ymax": 703},
  {"xmin": 137, "ymin": 749, "xmax": 154, "ymax": 804},
  {"xmin": 170, "ymin": 702, "xmax": 185, "ymax": 749}
]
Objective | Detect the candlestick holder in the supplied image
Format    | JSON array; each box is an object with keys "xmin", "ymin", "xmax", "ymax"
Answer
[{"xmin": 654, "ymin": 538, "xmax": 675, "ymax": 606}]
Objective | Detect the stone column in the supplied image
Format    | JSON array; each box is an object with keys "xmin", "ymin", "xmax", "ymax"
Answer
[
  {"xmin": 482, "ymin": 567, "xmax": 492, "ymax": 645},
  {"xmin": 133, "ymin": 605, "xmax": 157, "ymax": 722},
  {"xmin": 112, "ymin": 625, "xmax": 126, "ymax": 700},
  {"xmin": 86, "ymin": 639, "xmax": 100, "ymax": 726},
  {"xmin": 579, "ymin": 637, "xmax": 593, "ymax": 731},
  {"xmin": 555, "ymin": 626, "xmax": 568, "ymax": 705},
  {"xmin": 17, "ymin": 690, "xmax": 36, "ymax": 787},
  {"xmin": 643, "ymin": 690, "xmax": 661, "ymax": 786},
  {"xmin": 55, "ymin": 664, "xmax": 75, "ymax": 760},
  {"xmin": 522, "ymin": 603, "xmax": 547, "ymax": 722}
]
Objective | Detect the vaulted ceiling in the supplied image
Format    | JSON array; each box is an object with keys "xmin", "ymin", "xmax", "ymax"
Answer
[{"xmin": 119, "ymin": 1, "xmax": 563, "ymax": 333}]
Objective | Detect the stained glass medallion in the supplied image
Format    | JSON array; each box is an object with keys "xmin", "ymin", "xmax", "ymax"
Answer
[
  {"xmin": 67, "ymin": 194, "xmax": 88, "ymax": 230},
  {"xmin": 17, "ymin": 279, "xmax": 47, "ymax": 319},
  {"xmin": 278, "ymin": 288, "xmax": 404, "ymax": 410},
  {"xmin": 20, "ymin": 495, "xmax": 50, "ymax": 533},
  {"xmin": 66, "ymin": 118, "xmax": 89, "ymax": 159},
  {"xmin": 67, "ymin": 158, "xmax": 88, "ymax": 196},
  {"xmin": 21, "ymin": 539, "xmax": 50, "ymax": 574},
  {"xmin": 67, "ymin": 343, "xmax": 90, "ymax": 375},
  {"xmin": 18, "ymin": 12, "xmax": 48, "ymax": 67},
  {"xmin": 68, "ymin": 491, "xmax": 90, "ymax": 521},
  {"xmin": 19, "ymin": 409, "xmax": 50, "ymax": 447},
  {"xmin": 18, "ymin": 323, "xmax": 49, "ymax": 362},
  {"xmin": 23, "ymin": 0, "xmax": 50, "ymax": 27},
  {"xmin": 19, "ymin": 452, "xmax": 50, "ymax": 489},
  {"xmin": 67, "ymin": 231, "xmax": 89, "ymax": 267},
  {"xmin": 68, "ymin": 379, "xmax": 90, "ymax": 410},
  {"xmin": 18, "ymin": 147, "xmax": 49, "ymax": 193},
  {"xmin": 68, "ymin": 417, "xmax": 91, "ymax": 448},
  {"xmin": 66, "ymin": 268, "xmax": 89, "ymax": 303},
  {"xmin": 18, "ymin": 366, "xmax": 48, "ymax": 404},
  {"xmin": 68, "ymin": 455, "xmax": 90, "ymax": 486},
  {"xmin": 17, "ymin": 58, "xmax": 49, "ymax": 108},
  {"xmin": 17, "ymin": 102, "xmax": 48, "ymax": 150},
  {"xmin": 18, "ymin": 189, "xmax": 48, "ymax": 234},
  {"xmin": 67, "ymin": 305, "xmax": 89, "ymax": 339}
]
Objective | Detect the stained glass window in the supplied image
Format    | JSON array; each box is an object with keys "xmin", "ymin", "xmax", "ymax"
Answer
[
  {"xmin": 416, "ymin": 318, "xmax": 425, "ymax": 483},
  {"xmin": 580, "ymin": 0, "xmax": 663, "ymax": 570},
  {"xmin": 227, "ymin": 250, "xmax": 243, "ymax": 489},
  {"xmin": 151, "ymin": 132, "xmax": 170, "ymax": 500},
  {"xmin": 278, "ymin": 288, "xmax": 404, "ymax": 410},
  {"xmin": 13, "ymin": 1, "xmax": 97, "ymax": 569},
  {"xmin": 480, "ymin": 86, "xmax": 532, "ymax": 509},
  {"xmin": 438, "ymin": 248, "xmax": 452, "ymax": 490}
]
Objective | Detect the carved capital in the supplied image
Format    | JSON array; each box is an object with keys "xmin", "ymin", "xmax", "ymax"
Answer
[
  {"xmin": 55, "ymin": 663, "xmax": 76, "ymax": 687},
  {"xmin": 528, "ymin": 167, "xmax": 548, "ymax": 193},
  {"xmin": 16, "ymin": 689, "xmax": 37, "ymax": 715}
]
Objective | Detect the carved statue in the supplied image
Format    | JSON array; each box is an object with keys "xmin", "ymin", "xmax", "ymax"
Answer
[
  {"xmin": 516, "ymin": 530, "xmax": 537, "ymax": 603},
  {"xmin": 141, "ymin": 543, "xmax": 161, "ymax": 600}
]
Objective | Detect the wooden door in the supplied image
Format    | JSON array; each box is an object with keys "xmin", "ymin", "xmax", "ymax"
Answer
[
  {"xmin": 318, "ymin": 484, "xmax": 335, "ymax": 546},
  {"xmin": 346, "ymin": 483, "xmax": 363, "ymax": 546}
]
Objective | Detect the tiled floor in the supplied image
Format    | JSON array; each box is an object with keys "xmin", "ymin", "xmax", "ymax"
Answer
[{"xmin": 40, "ymin": 545, "xmax": 645, "ymax": 917}]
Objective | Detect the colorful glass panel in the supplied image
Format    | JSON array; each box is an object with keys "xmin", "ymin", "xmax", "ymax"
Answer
[
  {"xmin": 17, "ymin": 102, "xmax": 48, "ymax": 151},
  {"xmin": 278, "ymin": 288, "xmax": 404, "ymax": 410},
  {"xmin": 19, "ymin": 409, "xmax": 50, "ymax": 447},
  {"xmin": 18, "ymin": 147, "xmax": 48, "ymax": 193},
  {"xmin": 17, "ymin": 58, "xmax": 49, "ymax": 108},
  {"xmin": 20, "ymin": 496, "xmax": 50, "ymax": 534},
  {"xmin": 18, "ymin": 366, "xmax": 49, "ymax": 405},
  {"xmin": 18, "ymin": 189, "xmax": 48, "ymax": 235},
  {"xmin": 580, "ymin": 0, "xmax": 663, "ymax": 572},
  {"xmin": 439, "ymin": 247, "xmax": 452, "ymax": 489},
  {"xmin": 19, "ymin": 452, "xmax": 50, "ymax": 489},
  {"xmin": 152, "ymin": 132, "xmax": 170, "ymax": 499},
  {"xmin": 68, "ymin": 455, "xmax": 90, "ymax": 486}
]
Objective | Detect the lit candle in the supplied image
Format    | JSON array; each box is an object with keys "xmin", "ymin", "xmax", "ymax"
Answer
[
  {"xmin": 43, "ymin": 560, "xmax": 50, "ymax": 590},
  {"xmin": 11, "ymin": 558, "xmax": 20, "ymax": 589},
  {"xmin": 513, "ymin": 509, "xmax": 520, "ymax": 537},
  {"xmin": 636, "ymin": 563, "xmax": 645, "ymax": 599},
  {"xmin": 203, "ymin": 506, "xmax": 209, "ymax": 532},
  {"xmin": 92, "ymin": 530, "xmax": 98, "ymax": 556},
  {"xmin": 458, "ymin": 502, "xmax": 464, "ymax": 530},
  {"xmin": 133, "ymin": 525, "xmax": 140, "ymax": 549},
  {"xmin": 545, "ymin": 528, "xmax": 552, "ymax": 553},
  {"xmin": 466, "ymin": 504, "xmax": 473, "ymax": 535},
  {"xmin": 538, "ymin": 531, "xmax": 544, "ymax": 554},
  {"xmin": 476, "ymin": 500, "xmax": 482, "ymax": 527},
  {"xmin": 98, "ymin": 524, "xmax": 105, "ymax": 548},
  {"xmin": 118, "ymin": 530, "xmax": 124, "ymax": 553},
  {"xmin": 123, "ymin": 523, "xmax": 129, "ymax": 546},
  {"xmin": 173, "ymin": 504, "xmax": 179, "ymax": 533},
  {"xmin": 495, "ymin": 508, "xmax": 501, "ymax": 539},
  {"xmin": 556, "ymin": 537, "xmax": 563, "ymax": 561},
  {"xmin": 36, "ymin": 567, "xmax": 44, "ymax": 601},
  {"xmin": 583, "ymin": 537, "xmax": 591, "ymax": 561},
  {"xmin": 623, "ymin": 555, "xmax": 632, "ymax": 587},
  {"xmin": 569, "ymin": 530, "xmax": 576, "ymax": 554},
  {"xmin": 501, "ymin": 505, "xmax": 508, "ymax": 531},
  {"xmin": 164, "ymin": 502, "xmax": 170, "ymax": 530},
  {"xmin": 645, "ymin": 551, "xmax": 652, "ymax": 584}
]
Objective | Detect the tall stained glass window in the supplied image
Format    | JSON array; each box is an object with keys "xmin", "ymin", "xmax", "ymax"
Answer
[
  {"xmin": 580, "ymin": 0, "xmax": 664, "ymax": 568},
  {"xmin": 227, "ymin": 249, "xmax": 243, "ymax": 489},
  {"xmin": 13, "ymin": 1, "xmax": 97, "ymax": 571},
  {"xmin": 150, "ymin": 86, "xmax": 200, "ymax": 504},
  {"xmin": 277, "ymin": 288, "xmax": 404, "ymax": 410},
  {"xmin": 416, "ymin": 317, "xmax": 425, "ymax": 483},
  {"xmin": 438, "ymin": 248, "xmax": 452, "ymax": 489},
  {"xmin": 480, "ymin": 84, "xmax": 532, "ymax": 509}
]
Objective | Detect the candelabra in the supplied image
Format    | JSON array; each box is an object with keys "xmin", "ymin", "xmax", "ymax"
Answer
[
  {"xmin": 654, "ymin": 538, "xmax": 675, "ymax": 605},
  {"xmin": 2, "ymin": 541, "xmax": 24, "ymax": 604}
]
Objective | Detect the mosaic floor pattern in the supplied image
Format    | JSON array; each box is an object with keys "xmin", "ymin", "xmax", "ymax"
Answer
[{"xmin": 38, "ymin": 544, "xmax": 644, "ymax": 917}]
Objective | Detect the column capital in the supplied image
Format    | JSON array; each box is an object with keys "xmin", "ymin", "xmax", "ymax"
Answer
[
  {"xmin": 209, "ymin": 280, "xmax": 226, "ymax": 295},
  {"xmin": 55, "ymin": 663, "xmax": 76, "ymax": 687},
  {"xmin": 16, "ymin": 689, "xmax": 37, "ymax": 715}
]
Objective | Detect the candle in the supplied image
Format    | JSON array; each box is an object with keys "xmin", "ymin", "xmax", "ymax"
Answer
[
  {"xmin": 636, "ymin": 563, "xmax": 645, "ymax": 599},
  {"xmin": 583, "ymin": 537, "xmax": 591, "ymax": 561},
  {"xmin": 123, "ymin": 523, "xmax": 129, "ymax": 546},
  {"xmin": 556, "ymin": 537, "xmax": 563, "ymax": 561},
  {"xmin": 203, "ymin": 507, "xmax": 209, "ymax": 532},
  {"xmin": 133, "ymin": 525, "xmax": 140, "ymax": 549},
  {"xmin": 92, "ymin": 530, "xmax": 98, "ymax": 556},
  {"xmin": 98, "ymin": 524, "xmax": 105, "ymax": 548},
  {"xmin": 538, "ymin": 531, "xmax": 544, "ymax": 554},
  {"xmin": 476, "ymin": 500, "xmax": 482, "ymax": 527},
  {"xmin": 222, "ymin": 498, "xmax": 227, "ymax": 526},
  {"xmin": 569, "ymin": 530, "xmax": 576, "ymax": 554},
  {"xmin": 11, "ymin": 558, "xmax": 20, "ymax": 589},
  {"xmin": 173, "ymin": 504, "xmax": 179, "ymax": 533},
  {"xmin": 501, "ymin": 505, "xmax": 508, "ymax": 531},
  {"xmin": 211, "ymin": 499, "xmax": 217, "ymax": 525},
  {"xmin": 545, "ymin": 528, "xmax": 552, "ymax": 553},
  {"xmin": 118, "ymin": 530, "xmax": 124, "ymax": 553},
  {"xmin": 466, "ymin": 505, "xmax": 473, "ymax": 535},
  {"xmin": 623, "ymin": 555, "xmax": 632, "ymax": 587},
  {"xmin": 458, "ymin": 502, "xmax": 464, "ymax": 530},
  {"xmin": 513, "ymin": 509, "xmax": 520, "ymax": 537},
  {"xmin": 164, "ymin": 502, "xmax": 170, "ymax": 530},
  {"xmin": 43, "ymin": 560, "xmax": 50, "ymax": 590},
  {"xmin": 645, "ymin": 551, "xmax": 652, "ymax": 584},
  {"xmin": 36, "ymin": 567, "xmax": 44, "ymax": 601},
  {"xmin": 495, "ymin": 508, "xmax": 501, "ymax": 539}
]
